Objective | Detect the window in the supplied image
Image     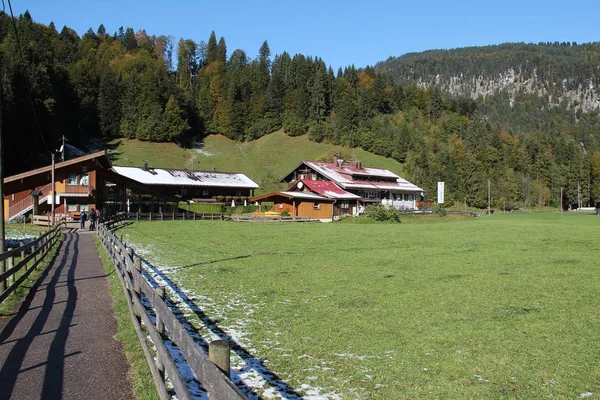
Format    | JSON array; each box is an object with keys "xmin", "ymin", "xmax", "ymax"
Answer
[
  {"xmin": 340, "ymin": 200, "xmax": 349, "ymax": 209},
  {"xmin": 80, "ymin": 204, "xmax": 89, "ymax": 211},
  {"xmin": 67, "ymin": 204, "xmax": 78, "ymax": 212},
  {"xmin": 279, "ymin": 203, "xmax": 284, "ymax": 209},
  {"xmin": 202, "ymin": 190, "xmax": 209, "ymax": 197},
  {"xmin": 80, "ymin": 174, "xmax": 89, "ymax": 185},
  {"xmin": 181, "ymin": 188, "xmax": 187, "ymax": 195},
  {"xmin": 67, "ymin": 173, "xmax": 78, "ymax": 185},
  {"xmin": 314, "ymin": 203, "xmax": 321, "ymax": 210}
]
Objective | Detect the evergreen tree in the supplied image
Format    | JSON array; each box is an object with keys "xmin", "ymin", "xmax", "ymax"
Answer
[
  {"xmin": 156, "ymin": 95, "xmax": 190, "ymax": 141},
  {"xmin": 217, "ymin": 37, "xmax": 227, "ymax": 63},
  {"xmin": 207, "ymin": 31, "xmax": 218, "ymax": 63}
]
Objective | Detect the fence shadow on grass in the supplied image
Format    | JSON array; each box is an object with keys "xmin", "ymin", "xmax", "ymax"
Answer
[{"xmin": 141, "ymin": 259, "xmax": 304, "ymax": 400}]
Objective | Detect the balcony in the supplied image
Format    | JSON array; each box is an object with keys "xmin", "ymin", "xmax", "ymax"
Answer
[{"xmin": 63, "ymin": 185, "xmax": 91, "ymax": 195}]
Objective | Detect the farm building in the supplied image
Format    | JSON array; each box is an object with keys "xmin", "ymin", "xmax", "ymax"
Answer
[
  {"xmin": 251, "ymin": 179, "xmax": 362, "ymax": 221},
  {"xmin": 112, "ymin": 163, "xmax": 259, "ymax": 204},
  {"xmin": 3, "ymin": 153, "xmax": 259, "ymax": 221},
  {"xmin": 281, "ymin": 157, "xmax": 423, "ymax": 210}
]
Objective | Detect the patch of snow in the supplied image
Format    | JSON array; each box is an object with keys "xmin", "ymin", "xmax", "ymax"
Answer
[{"xmin": 126, "ymin": 239, "xmax": 348, "ymax": 399}]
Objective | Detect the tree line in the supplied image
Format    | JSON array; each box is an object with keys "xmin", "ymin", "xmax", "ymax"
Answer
[{"xmin": 1, "ymin": 11, "xmax": 599, "ymax": 209}]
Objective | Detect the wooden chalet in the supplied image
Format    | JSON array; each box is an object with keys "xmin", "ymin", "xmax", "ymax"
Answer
[
  {"xmin": 251, "ymin": 179, "xmax": 362, "ymax": 221},
  {"xmin": 4, "ymin": 151, "xmax": 114, "ymax": 221},
  {"xmin": 281, "ymin": 157, "xmax": 423, "ymax": 211}
]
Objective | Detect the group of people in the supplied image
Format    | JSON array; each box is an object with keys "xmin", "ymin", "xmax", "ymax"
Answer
[{"xmin": 79, "ymin": 208, "xmax": 101, "ymax": 230}]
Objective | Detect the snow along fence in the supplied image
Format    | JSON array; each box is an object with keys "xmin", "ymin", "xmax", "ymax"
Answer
[
  {"xmin": 98, "ymin": 214, "xmax": 247, "ymax": 400},
  {"xmin": 0, "ymin": 220, "xmax": 65, "ymax": 303}
]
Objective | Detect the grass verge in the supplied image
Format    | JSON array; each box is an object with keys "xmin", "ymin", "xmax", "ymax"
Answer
[
  {"xmin": 0, "ymin": 228, "xmax": 61, "ymax": 318},
  {"xmin": 94, "ymin": 236, "xmax": 157, "ymax": 400}
]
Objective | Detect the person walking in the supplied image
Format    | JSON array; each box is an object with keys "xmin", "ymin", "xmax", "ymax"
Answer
[
  {"xmin": 88, "ymin": 208, "xmax": 97, "ymax": 231},
  {"xmin": 80, "ymin": 210, "xmax": 87, "ymax": 230}
]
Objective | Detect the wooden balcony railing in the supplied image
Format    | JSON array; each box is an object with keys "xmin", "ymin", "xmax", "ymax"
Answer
[{"xmin": 63, "ymin": 185, "xmax": 91, "ymax": 195}]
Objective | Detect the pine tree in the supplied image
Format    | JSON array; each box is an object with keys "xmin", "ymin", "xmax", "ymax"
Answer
[
  {"xmin": 217, "ymin": 37, "xmax": 227, "ymax": 63},
  {"xmin": 122, "ymin": 27, "xmax": 137, "ymax": 51},
  {"xmin": 207, "ymin": 31, "xmax": 218, "ymax": 63},
  {"xmin": 156, "ymin": 95, "xmax": 190, "ymax": 141}
]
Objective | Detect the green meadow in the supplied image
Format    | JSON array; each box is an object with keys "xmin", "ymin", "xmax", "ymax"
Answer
[
  {"xmin": 108, "ymin": 130, "xmax": 405, "ymax": 195},
  {"xmin": 117, "ymin": 213, "xmax": 600, "ymax": 399}
]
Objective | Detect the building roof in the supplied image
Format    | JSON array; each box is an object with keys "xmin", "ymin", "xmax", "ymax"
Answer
[
  {"xmin": 282, "ymin": 160, "xmax": 423, "ymax": 192},
  {"xmin": 290, "ymin": 180, "xmax": 362, "ymax": 200},
  {"xmin": 251, "ymin": 191, "xmax": 334, "ymax": 202},
  {"xmin": 4, "ymin": 150, "xmax": 111, "ymax": 183},
  {"xmin": 112, "ymin": 166, "xmax": 259, "ymax": 189}
]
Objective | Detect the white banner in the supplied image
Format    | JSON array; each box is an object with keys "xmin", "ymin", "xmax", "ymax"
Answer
[{"xmin": 437, "ymin": 182, "xmax": 445, "ymax": 204}]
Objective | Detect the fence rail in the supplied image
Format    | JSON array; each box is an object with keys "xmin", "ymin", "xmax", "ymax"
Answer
[
  {"xmin": 0, "ymin": 221, "xmax": 65, "ymax": 303},
  {"xmin": 127, "ymin": 212, "xmax": 223, "ymax": 221},
  {"xmin": 98, "ymin": 214, "xmax": 247, "ymax": 400},
  {"xmin": 232, "ymin": 215, "xmax": 320, "ymax": 222}
]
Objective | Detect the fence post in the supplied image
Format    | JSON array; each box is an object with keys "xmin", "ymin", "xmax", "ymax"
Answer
[
  {"xmin": 209, "ymin": 340, "xmax": 231, "ymax": 378},
  {"xmin": 21, "ymin": 247, "xmax": 26, "ymax": 271},
  {"xmin": 7, "ymin": 250, "xmax": 15, "ymax": 287},
  {"xmin": 155, "ymin": 285, "xmax": 166, "ymax": 379}
]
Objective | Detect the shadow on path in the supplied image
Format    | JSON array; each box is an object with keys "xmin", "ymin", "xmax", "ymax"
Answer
[{"xmin": 0, "ymin": 232, "xmax": 78, "ymax": 399}]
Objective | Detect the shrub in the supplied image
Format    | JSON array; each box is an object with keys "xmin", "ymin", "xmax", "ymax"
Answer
[
  {"xmin": 364, "ymin": 204, "xmax": 402, "ymax": 223},
  {"xmin": 280, "ymin": 210, "xmax": 291, "ymax": 217}
]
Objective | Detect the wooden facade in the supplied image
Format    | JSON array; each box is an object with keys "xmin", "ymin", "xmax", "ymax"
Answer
[
  {"xmin": 253, "ymin": 193, "xmax": 335, "ymax": 220},
  {"xmin": 3, "ymin": 152, "xmax": 112, "ymax": 221}
]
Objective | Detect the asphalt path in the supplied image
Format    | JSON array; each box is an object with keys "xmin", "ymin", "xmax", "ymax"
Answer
[{"xmin": 0, "ymin": 228, "xmax": 133, "ymax": 399}]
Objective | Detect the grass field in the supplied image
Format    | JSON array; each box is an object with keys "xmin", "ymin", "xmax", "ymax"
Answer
[
  {"xmin": 116, "ymin": 213, "xmax": 600, "ymax": 399},
  {"xmin": 108, "ymin": 130, "xmax": 405, "ymax": 195}
]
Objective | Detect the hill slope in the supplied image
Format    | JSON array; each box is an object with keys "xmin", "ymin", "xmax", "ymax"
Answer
[
  {"xmin": 108, "ymin": 130, "xmax": 406, "ymax": 194},
  {"xmin": 376, "ymin": 42, "xmax": 600, "ymax": 111}
]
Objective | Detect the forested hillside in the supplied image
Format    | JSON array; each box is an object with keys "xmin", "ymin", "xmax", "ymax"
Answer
[
  {"xmin": 1, "ymin": 11, "xmax": 600, "ymax": 209},
  {"xmin": 376, "ymin": 42, "xmax": 600, "ymax": 112}
]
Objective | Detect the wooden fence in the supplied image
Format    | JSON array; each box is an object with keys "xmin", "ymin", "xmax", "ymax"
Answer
[
  {"xmin": 231, "ymin": 215, "xmax": 320, "ymax": 222},
  {"xmin": 98, "ymin": 215, "xmax": 247, "ymax": 400},
  {"xmin": 0, "ymin": 221, "xmax": 65, "ymax": 303},
  {"xmin": 128, "ymin": 212, "xmax": 224, "ymax": 221}
]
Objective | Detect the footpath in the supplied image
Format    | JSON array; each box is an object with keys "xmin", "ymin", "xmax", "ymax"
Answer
[{"xmin": 0, "ymin": 228, "xmax": 133, "ymax": 399}]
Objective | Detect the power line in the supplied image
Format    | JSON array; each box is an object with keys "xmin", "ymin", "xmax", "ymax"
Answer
[{"xmin": 6, "ymin": 0, "xmax": 51, "ymax": 155}]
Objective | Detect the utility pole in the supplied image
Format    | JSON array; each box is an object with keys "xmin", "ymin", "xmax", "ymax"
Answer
[
  {"xmin": 560, "ymin": 187, "xmax": 563, "ymax": 216},
  {"xmin": 59, "ymin": 135, "xmax": 68, "ymax": 161},
  {"xmin": 487, "ymin": 179, "xmax": 491, "ymax": 214},
  {"xmin": 51, "ymin": 153, "xmax": 55, "ymax": 225}
]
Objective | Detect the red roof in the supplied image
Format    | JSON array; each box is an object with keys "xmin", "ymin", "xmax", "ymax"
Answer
[{"xmin": 291, "ymin": 180, "xmax": 361, "ymax": 200}]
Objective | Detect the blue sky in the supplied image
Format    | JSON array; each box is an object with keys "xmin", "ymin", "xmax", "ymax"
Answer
[{"xmin": 9, "ymin": 0, "xmax": 600, "ymax": 71}]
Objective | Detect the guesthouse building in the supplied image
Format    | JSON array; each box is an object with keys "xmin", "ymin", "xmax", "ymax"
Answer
[{"xmin": 281, "ymin": 157, "xmax": 423, "ymax": 211}]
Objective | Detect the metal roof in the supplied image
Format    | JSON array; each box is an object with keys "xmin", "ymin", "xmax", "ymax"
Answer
[
  {"xmin": 293, "ymin": 180, "xmax": 362, "ymax": 200},
  {"xmin": 280, "ymin": 191, "xmax": 329, "ymax": 200},
  {"xmin": 112, "ymin": 166, "xmax": 259, "ymax": 189},
  {"xmin": 286, "ymin": 161, "xmax": 423, "ymax": 192}
]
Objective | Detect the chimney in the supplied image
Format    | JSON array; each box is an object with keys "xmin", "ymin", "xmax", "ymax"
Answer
[
  {"xmin": 143, "ymin": 160, "xmax": 148, "ymax": 171},
  {"xmin": 355, "ymin": 160, "xmax": 362, "ymax": 169}
]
